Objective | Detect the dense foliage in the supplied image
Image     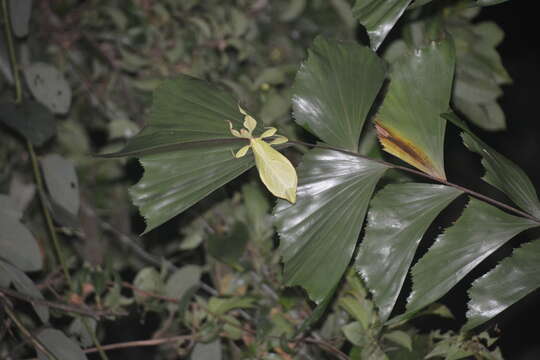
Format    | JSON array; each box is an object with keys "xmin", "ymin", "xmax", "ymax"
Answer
[{"xmin": 1, "ymin": 1, "xmax": 539, "ymax": 360}]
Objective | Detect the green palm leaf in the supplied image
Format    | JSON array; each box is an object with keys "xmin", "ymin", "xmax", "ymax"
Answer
[
  {"xmin": 292, "ymin": 36, "xmax": 386, "ymax": 152},
  {"xmin": 352, "ymin": 0, "xmax": 413, "ymax": 51},
  {"xmin": 464, "ymin": 238, "xmax": 540, "ymax": 331},
  {"xmin": 131, "ymin": 146, "xmax": 254, "ymax": 234},
  {"xmin": 100, "ymin": 75, "xmax": 256, "ymax": 233},
  {"xmin": 107, "ymin": 75, "xmax": 252, "ymax": 157},
  {"xmin": 444, "ymin": 113, "xmax": 540, "ymax": 219},
  {"xmin": 274, "ymin": 149, "xmax": 388, "ymax": 303},
  {"xmin": 375, "ymin": 37, "xmax": 455, "ymax": 180},
  {"xmin": 355, "ymin": 183, "xmax": 462, "ymax": 322},
  {"xmin": 399, "ymin": 199, "xmax": 539, "ymax": 322}
]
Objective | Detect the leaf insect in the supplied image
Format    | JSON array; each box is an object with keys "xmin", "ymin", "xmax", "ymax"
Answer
[{"xmin": 228, "ymin": 106, "xmax": 297, "ymax": 204}]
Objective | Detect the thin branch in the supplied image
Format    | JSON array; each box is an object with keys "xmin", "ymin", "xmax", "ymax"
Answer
[
  {"xmin": 0, "ymin": 287, "xmax": 126, "ymax": 319},
  {"xmin": 6, "ymin": 18, "xmax": 110, "ymax": 360},
  {"xmin": 27, "ymin": 142, "xmax": 74, "ymax": 289},
  {"xmin": 82, "ymin": 335, "xmax": 192, "ymax": 354},
  {"xmin": 117, "ymin": 282, "xmax": 350, "ymax": 359},
  {"xmin": 1, "ymin": 0, "xmax": 22, "ymax": 103},
  {"xmin": 289, "ymin": 140, "xmax": 540, "ymax": 224},
  {"xmin": 23, "ymin": 335, "xmax": 193, "ymax": 360},
  {"xmin": 99, "ymin": 217, "xmax": 220, "ymax": 297},
  {"xmin": 303, "ymin": 337, "xmax": 349, "ymax": 360},
  {"xmin": 0, "ymin": 297, "xmax": 58, "ymax": 360},
  {"xmin": 98, "ymin": 218, "xmax": 178, "ymax": 272}
]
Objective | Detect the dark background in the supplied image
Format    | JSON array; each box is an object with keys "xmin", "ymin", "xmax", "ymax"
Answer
[{"xmin": 447, "ymin": 2, "xmax": 540, "ymax": 359}]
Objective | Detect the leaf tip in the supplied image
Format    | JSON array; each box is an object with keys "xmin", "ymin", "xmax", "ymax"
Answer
[{"xmin": 375, "ymin": 121, "xmax": 446, "ymax": 180}]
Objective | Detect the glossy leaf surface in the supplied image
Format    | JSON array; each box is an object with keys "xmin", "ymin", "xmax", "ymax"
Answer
[
  {"xmin": 131, "ymin": 145, "xmax": 254, "ymax": 233},
  {"xmin": 102, "ymin": 76, "xmax": 257, "ymax": 233},
  {"xmin": 352, "ymin": 0, "xmax": 412, "ymax": 50},
  {"xmin": 457, "ymin": 124, "xmax": 540, "ymax": 219},
  {"xmin": 404, "ymin": 199, "xmax": 538, "ymax": 320},
  {"xmin": 464, "ymin": 238, "xmax": 540, "ymax": 331},
  {"xmin": 292, "ymin": 36, "xmax": 386, "ymax": 151},
  {"xmin": 274, "ymin": 149, "xmax": 388, "ymax": 303},
  {"xmin": 105, "ymin": 75, "xmax": 251, "ymax": 157},
  {"xmin": 355, "ymin": 183, "xmax": 462, "ymax": 322},
  {"xmin": 375, "ymin": 38, "xmax": 455, "ymax": 180}
]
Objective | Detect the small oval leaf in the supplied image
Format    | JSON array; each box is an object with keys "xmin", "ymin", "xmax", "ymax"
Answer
[
  {"xmin": 24, "ymin": 62, "xmax": 72, "ymax": 114},
  {"xmin": 37, "ymin": 329, "xmax": 87, "ymax": 360}
]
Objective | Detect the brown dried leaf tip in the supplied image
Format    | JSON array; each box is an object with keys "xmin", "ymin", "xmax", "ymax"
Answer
[{"xmin": 375, "ymin": 122, "xmax": 446, "ymax": 180}]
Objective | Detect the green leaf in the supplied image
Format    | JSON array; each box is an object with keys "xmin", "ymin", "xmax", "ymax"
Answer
[
  {"xmin": 274, "ymin": 148, "xmax": 388, "ymax": 303},
  {"xmin": 295, "ymin": 289, "xmax": 336, "ymax": 335},
  {"xmin": 279, "ymin": 0, "xmax": 306, "ymax": 22},
  {"xmin": 464, "ymin": 238, "xmax": 540, "ymax": 331},
  {"xmin": 131, "ymin": 145, "xmax": 254, "ymax": 233},
  {"xmin": 208, "ymin": 296, "xmax": 256, "ymax": 315},
  {"xmin": 37, "ymin": 329, "xmax": 87, "ymax": 360},
  {"xmin": 449, "ymin": 18, "xmax": 511, "ymax": 130},
  {"xmin": 452, "ymin": 98, "xmax": 505, "ymax": 131},
  {"xmin": 133, "ymin": 267, "xmax": 163, "ymax": 303},
  {"xmin": 474, "ymin": 0, "xmax": 510, "ymax": 6},
  {"xmin": 0, "ymin": 194, "xmax": 42, "ymax": 271},
  {"xmin": 191, "ymin": 340, "xmax": 221, "ymax": 360},
  {"xmin": 352, "ymin": 0, "xmax": 412, "ymax": 51},
  {"xmin": 292, "ymin": 36, "xmax": 386, "ymax": 151},
  {"xmin": 0, "ymin": 259, "xmax": 49, "ymax": 323},
  {"xmin": 401, "ymin": 199, "xmax": 538, "ymax": 321},
  {"xmin": 242, "ymin": 182, "xmax": 272, "ymax": 241},
  {"xmin": 102, "ymin": 75, "xmax": 252, "ymax": 157},
  {"xmin": 68, "ymin": 317, "xmax": 97, "ymax": 347},
  {"xmin": 9, "ymin": 0, "xmax": 32, "ymax": 37},
  {"xmin": 0, "ymin": 101, "xmax": 55, "ymax": 146},
  {"xmin": 463, "ymin": 135, "xmax": 540, "ymax": 219},
  {"xmin": 165, "ymin": 265, "xmax": 202, "ymax": 311},
  {"xmin": 384, "ymin": 330, "xmax": 413, "ymax": 351},
  {"xmin": 24, "ymin": 62, "xmax": 71, "ymax": 114},
  {"xmin": 100, "ymin": 76, "xmax": 256, "ymax": 233},
  {"xmin": 355, "ymin": 183, "xmax": 462, "ymax": 322},
  {"xmin": 207, "ymin": 222, "xmax": 249, "ymax": 267},
  {"xmin": 339, "ymin": 295, "xmax": 374, "ymax": 330},
  {"xmin": 342, "ymin": 321, "xmax": 368, "ymax": 346},
  {"xmin": 375, "ymin": 37, "xmax": 455, "ymax": 180},
  {"xmin": 425, "ymin": 336, "xmax": 471, "ymax": 360},
  {"xmin": 40, "ymin": 154, "xmax": 80, "ymax": 217}
]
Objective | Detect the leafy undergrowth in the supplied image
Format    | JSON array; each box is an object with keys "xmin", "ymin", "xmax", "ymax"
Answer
[{"xmin": 0, "ymin": 1, "xmax": 536, "ymax": 360}]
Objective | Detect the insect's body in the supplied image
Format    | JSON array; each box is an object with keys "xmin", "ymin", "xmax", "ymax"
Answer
[
  {"xmin": 228, "ymin": 106, "xmax": 297, "ymax": 203},
  {"xmin": 251, "ymin": 138, "xmax": 297, "ymax": 204}
]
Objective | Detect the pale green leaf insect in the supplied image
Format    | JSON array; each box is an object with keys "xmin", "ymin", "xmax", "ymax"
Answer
[{"xmin": 228, "ymin": 107, "xmax": 297, "ymax": 204}]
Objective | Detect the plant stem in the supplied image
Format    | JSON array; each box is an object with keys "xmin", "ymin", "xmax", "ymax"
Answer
[
  {"xmin": 27, "ymin": 142, "xmax": 74, "ymax": 287},
  {"xmin": 0, "ymin": 286, "xmax": 126, "ymax": 319},
  {"xmin": 289, "ymin": 140, "xmax": 540, "ymax": 224},
  {"xmin": 1, "ymin": 0, "xmax": 22, "ymax": 103},
  {"xmin": 29, "ymin": 141, "xmax": 112, "ymax": 360},
  {"xmin": 1, "ymin": 297, "xmax": 59, "ymax": 360}
]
